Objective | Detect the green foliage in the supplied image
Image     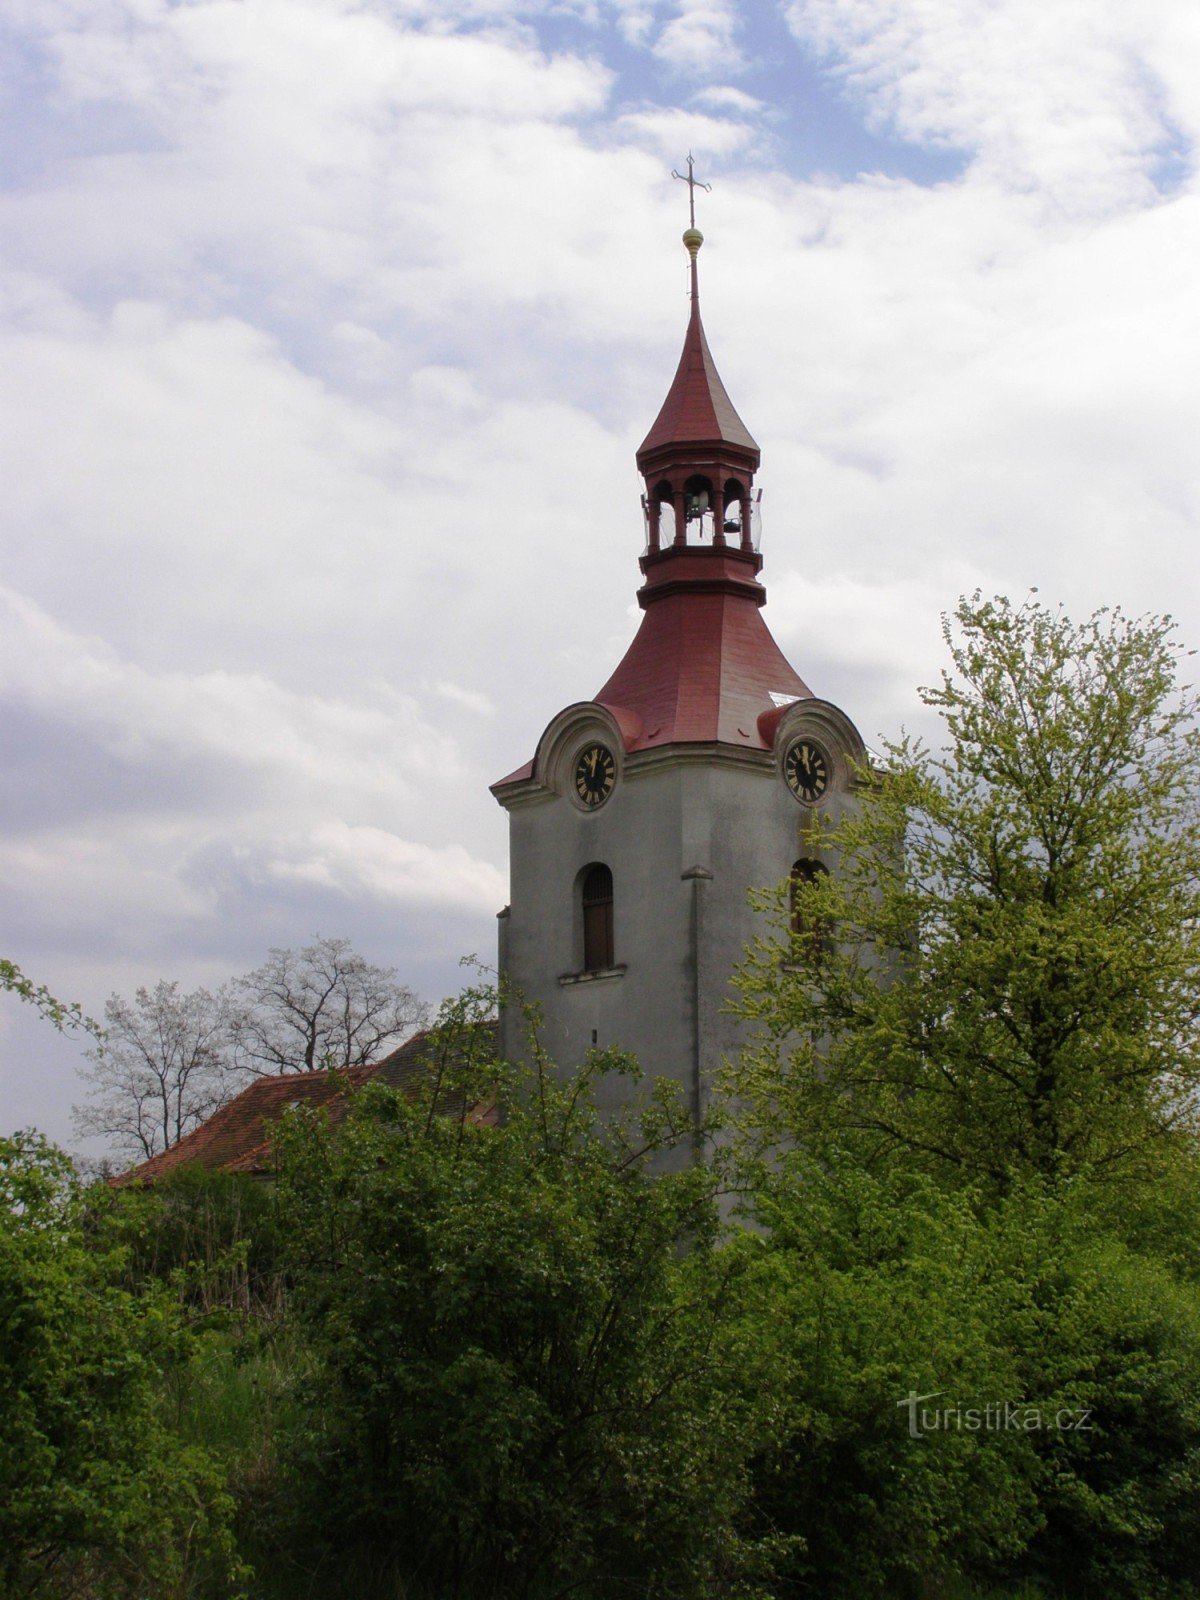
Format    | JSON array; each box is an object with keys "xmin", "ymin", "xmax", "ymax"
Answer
[
  {"xmin": 261, "ymin": 986, "xmax": 771, "ymax": 1599},
  {"xmin": 0, "ymin": 958, "xmax": 100, "ymax": 1036},
  {"xmin": 736, "ymin": 1157, "xmax": 1200, "ymax": 1599},
  {"xmin": 104, "ymin": 1165, "xmax": 286, "ymax": 1320},
  {"xmin": 734, "ymin": 594, "xmax": 1200, "ymax": 1191},
  {"xmin": 0, "ymin": 1132, "xmax": 243, "ymax": 1599},
  {"xmin": 95, "ymin": 1169, "xmax": 309, "ymax": 1593},
  {"xmin": 164, "ymin": 1325, "xmax": 313, "ymax": 1588},
  {"xmin": 14, "ymin": 586, "xmax": 1200, "ymax": 1600},
  {"xmin": 726, "ymin": 595, "xmax": 1200, "ymax": 1598}
]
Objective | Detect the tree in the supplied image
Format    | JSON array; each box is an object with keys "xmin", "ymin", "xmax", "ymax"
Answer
[
  {"xmin": 73, "ymin": 981, "xmax": 230, "ymax": 1163},
  {"xmin": 262, "ymin": 985, "xmax": 773, "ymax": 1599},
  {"xmin": 1, "ymin": 957, "xmax": 99, "ymax": 1036},
  {"xmin": 730, "ymin": 1158, "xmax": 1200, "ymax": 1600},
  {"xmin": 733, "ymin": 593, "xmax": 1200, "ymax": 1192},
  {"xmin": 725, "ymin": 598, "xmax": 1200, "ymax": 1597},
  {"xmin": 227, "ymin": 934, "xmax": 428, "ymax": 1076},
  {"xmin": 0, "ymin": 1131, "xmax": 241, "ymax": 1598}
]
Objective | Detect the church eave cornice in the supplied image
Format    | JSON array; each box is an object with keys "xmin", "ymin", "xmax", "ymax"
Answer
[
  {"xmin": 636, "ymin": 440, "xmax": 759, "ymax": 478},
  {"xmin": 636, "ymin": 572, "xmax": 765, "ymax": 608},
  {"xmin": 491, "ymin": 738, "xmax": 780, "ymax": 811},
  {"xmin": 624, "ymin": 740, "xmax": 776, "ymax": 775}
]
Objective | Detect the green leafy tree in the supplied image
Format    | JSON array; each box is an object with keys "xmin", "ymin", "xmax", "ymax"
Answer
[
  {"xmin": 0, "ymin": 1131, "xmax": 242, "ymax": 1598},
  {"xmin": 263, "ymin": 985, "xmax": 772, "ymax": 1600},
  {"xmin": 734, "ymin": 1161, "xmax": 1200, "ymax": 1600},
  {"xmin": 726, "ymin": 593, "xmax": 1200, "ymax": 1599},
  {"xmin": 734, "ymin": 593, "xmax": 1200, "ymax": 1191},
  {"xmin": 108, "ymin": 1163, "xmax": 287, "ymax": 1321}
]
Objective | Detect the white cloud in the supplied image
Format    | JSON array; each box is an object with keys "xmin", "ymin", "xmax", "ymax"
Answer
[
  {"xmin": 36, "ymin": 0, "xmax": 610, "ymax": 124},
  {"xmin": 429, "ymin": 681, "xmax": 497, "ymax": 717},
  {"xmin": 610, "ymin": 0, "xmax": 655, "ymax": 47},
  {"xmin": 616, "ymin": 106, "xmax": 758, "ymax": 159},
  {"xmin": 0, "ymin": 587, "xmax": 468, "ymax": 811},
  {"xmin": 692, "ymin": 84, "xmax": 764, "ymax": 113},
  {"xmin": 0, "ymin": 586, "xmax": 507, "ymax": 1033},
  {"xmin": 594, "ymin": 0, "xmax": 742, "ymax": 75},
  {"xmin": 262, "ymin": 821, "xmax": 506, "ymax": 912},
  {"xmin": 0, "ymin": 302, "xmax": 410, "ymax": 673},
  {"xmin": 4, "ymin": 0, "xmax": 1200, "ymax": 1152},
  {"xmin": 785, "ymin": 0, "xmax": 1199, "ymax": 210},
  {"xmin": 653, "ymin": 0, "xmax": 743, "ymax": 74},
  {"xmin": 1, "ymin": 3, "xmax": 627, "ymax": 339}
]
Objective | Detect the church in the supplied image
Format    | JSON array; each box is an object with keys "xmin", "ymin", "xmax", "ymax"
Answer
[
  {"xmin": 491, "ymin": 184, "xmax": 867, "ymax": 1157},
  {"xmin": 115, "ymin": 181, "xmax": 870, "ymax": 1187}
]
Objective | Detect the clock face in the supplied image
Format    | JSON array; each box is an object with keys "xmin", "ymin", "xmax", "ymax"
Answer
[
  {"xmin": 784, "ymin": 739, "xmax": 830, "ymax": 804},
  {"xmin": 574, "ymin": 743, "xmax": 616, "ymax": 809}
]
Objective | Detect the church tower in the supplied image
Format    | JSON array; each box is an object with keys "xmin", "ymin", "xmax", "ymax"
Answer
[{"xmin": 492, "ymin": 186, "xmax": 866, "ymax": 1156}]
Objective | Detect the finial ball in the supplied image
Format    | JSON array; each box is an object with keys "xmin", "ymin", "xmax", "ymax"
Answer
[{"xmin": 682, "ymin": 226, "xmax": 704, "ymax": 254}]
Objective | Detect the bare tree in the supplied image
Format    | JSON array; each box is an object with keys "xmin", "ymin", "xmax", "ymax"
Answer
[
  {"xmin": 228, "ymin": 935, "xmax": 428, "ymax": 1076},
  {"xmin": 73, "ymin": 982, "xmax": 230, "ymax": 1162}
]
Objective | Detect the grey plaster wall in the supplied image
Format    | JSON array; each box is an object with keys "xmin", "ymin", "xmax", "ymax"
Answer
[{"xmin": 496, "ymin": 699, "xmax": 866, "ymax": 1170}]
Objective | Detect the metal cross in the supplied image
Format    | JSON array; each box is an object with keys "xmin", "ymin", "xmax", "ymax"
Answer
[{"xmin": 671, "ymin": 152, "xmax": 711, "ymax": 229}]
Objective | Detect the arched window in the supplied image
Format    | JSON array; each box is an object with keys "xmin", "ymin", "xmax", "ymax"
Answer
[
  {"xmin": 722, "ymin": 478, "xmax": 745, "ymax": 537},
  {"xmin": 654, "ymin": 482, "xmax": 676, "ymax": 545},
  {"xmin": 683, "ymin": 474, "xmax": 714, "ymax": 539},
  {"xmin": 581, "ymin": 863, "xmax": 614, "ymax": 972},
  {"xmin": 790, "ymin": 859, "xmax": 831, "ymax": 961}
]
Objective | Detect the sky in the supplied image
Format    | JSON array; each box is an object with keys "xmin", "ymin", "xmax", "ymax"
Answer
[{"xmin": 3, "ymin": 0, "xmax": 1199, "ymax": 1153}]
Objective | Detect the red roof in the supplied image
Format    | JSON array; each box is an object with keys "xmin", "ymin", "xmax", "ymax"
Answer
[
  {"xmin": 114, "ymin": 1027, "xmax": 498, "ymax": 1184},
  {"xmin": 595, "ymin": 548, "xmax": 811, "ymax": 752},
  {"xmin": 491, "ymin": 251, "xmax": 810, "ymax": 797},
  {"xmin": 115, "ymin": 1067, "xmax": 375, "ymax": 1183},
  {"xmin": 638, "ymin": 298, "xmax": 759, "ymax": 460}
]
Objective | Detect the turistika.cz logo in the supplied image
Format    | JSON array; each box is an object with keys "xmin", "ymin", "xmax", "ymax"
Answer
[{"xmin": 897, "ymin": 1390, "xmax": 1095, "ymax": 1440}]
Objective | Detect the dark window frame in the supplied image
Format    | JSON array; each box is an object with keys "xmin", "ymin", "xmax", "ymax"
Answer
[{"xmin": 581, "ymin": 863, "xmax": 614, "ymax": 972}]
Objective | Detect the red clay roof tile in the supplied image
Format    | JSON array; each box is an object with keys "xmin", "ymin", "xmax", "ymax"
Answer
[{"xmin": 115, "ymin": 1024, "xmax": 498, "ymax": 1184}]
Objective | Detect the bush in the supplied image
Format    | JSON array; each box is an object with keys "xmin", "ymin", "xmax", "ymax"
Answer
[
  {"xmin": 259, "ymin": 993, "xmax": 771, "ymax": 1599},
  {"xmin": 738, "ymin": 1159, "xmax": 1200, "ymax": 1600},
  {"xmin": 0, "ymin": 1132, "xmax": 243, "ymax": 1598},
  {"xmin": 104, "ymin": 1163, "xmax": 286, "ymax": 1321}
]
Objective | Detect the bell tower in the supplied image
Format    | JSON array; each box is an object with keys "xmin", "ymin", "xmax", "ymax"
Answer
[{"xmin": 492, "ymin": 177, "xmax": 866, "ymax": 1159}]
